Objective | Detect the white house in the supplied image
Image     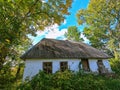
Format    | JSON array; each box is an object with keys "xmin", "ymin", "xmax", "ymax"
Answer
[{"xmin": 21, "ymin": 38, "xmax": 112, "ymax": 80}]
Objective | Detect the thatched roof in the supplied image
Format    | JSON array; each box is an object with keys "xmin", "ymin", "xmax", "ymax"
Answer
[{"xmin": 21, "ymin": 38, "xmax": 111, "ymax": 59}]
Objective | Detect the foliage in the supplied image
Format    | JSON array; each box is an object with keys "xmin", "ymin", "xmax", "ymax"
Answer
[
  {"xmin": 77, "ymin": 0, "xmax": 120, "ymax": 59},
  {"xmin": 18, "ymin": 70, "xmax": 120, "ymax": 90},
  {"xmin": 0, "ymin": 63, "xmax": 24, "ymax": 89},
  {"xmin": 0, "ymin": 63, "xmax": 14, "ymax": 89},
  {"xmin": 65, "ymin": 26, "xmax": 83, "ymax": 41},
  {"xmin": 110, "ymin": 58, "xmax": 120, "ymax": 74},
  {"xmin": 0, "ymin": 0, "xmax": 72, "ymax": 88},
  {"xmin": 0, "ymin": 0, "xmax": 72, "ymax": 69}
]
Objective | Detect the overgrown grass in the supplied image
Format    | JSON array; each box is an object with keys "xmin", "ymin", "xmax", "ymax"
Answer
[{"xmin": 18, "ymin": 70, "xmax": 120, "ymax": 90}]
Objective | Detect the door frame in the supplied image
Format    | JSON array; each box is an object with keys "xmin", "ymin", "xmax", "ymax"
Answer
[{"xmin": 81, "ymin": 59, "xmax": 90, "ymax": 71}]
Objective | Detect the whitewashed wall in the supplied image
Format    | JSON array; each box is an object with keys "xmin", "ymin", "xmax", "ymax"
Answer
[
  {"xmin": 103, "ymin": 60, "xmax": 112, "ymax": 72},
  {"xmin": 88, "ymin": 59, "xmax": 112, "ymax": 72},
  {"xmin": 23, "ymin": 59, "xmax": 81, "ymax": 80},
  {"xmin": 23, "ymin": 60, "xmax": 42, "ymax": 80},
  {"xmin": 23, "ymin": 59, "xmax": 112, "ymax": 80},
  {"xmin": 88, "ymin": 59, "xmax": 99, "ymax": 72}
]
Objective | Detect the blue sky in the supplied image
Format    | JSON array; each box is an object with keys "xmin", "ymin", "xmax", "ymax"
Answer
[
  {"xmin": 59, "ymin": 0, "xmax": 89, "ymax": 30},
  {"xmin": 31, "ymin": 0, "xmax": 89, "ymax": 45}
]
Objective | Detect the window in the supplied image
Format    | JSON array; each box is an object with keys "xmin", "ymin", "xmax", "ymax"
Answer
[
  {"xmin": 43, "ymin": 62, "xmax": 52, "ymax": 74},
  {"xmin": 81, "ymin": 59, "xmax": 90, "ymax": 71},
  {"xmin": 60, "ymin": 62, "xmax": 68, "ymax": 72}
]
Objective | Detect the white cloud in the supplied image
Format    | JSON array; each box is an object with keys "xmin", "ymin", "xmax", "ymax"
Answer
[
  {"xmin": 63, "ymin": 19, "xmax": 67, "ymax": 25},
  {"xmin": 41, "ymin": 0, "xmax": 46, "ymax": 3},
  {"xmin": 80, "ymin": 33, "xmax": 89, "ymax": 43},
  {"xmin": 37, "ymin": 24, "xmax": 67, "ymax": 39},
  {"xmin": 31, "ymin": 24, "xmax": 67, "ymax": 45},
  {"xmin": 30, "ymin": 24, "xmax": 89, "ymax": 45}
]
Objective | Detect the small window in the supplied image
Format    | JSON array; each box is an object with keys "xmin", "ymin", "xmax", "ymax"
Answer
[
  {"xmin": 60, "ymin": 62, "xmax": 68, "ymax": 72},
  {"xmin": 43, "ymin": 62, "xmax": 52, "ymax": 74}
]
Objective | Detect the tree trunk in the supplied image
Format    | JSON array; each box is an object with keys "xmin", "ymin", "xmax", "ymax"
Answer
[{"xmin": 15, "ymin": 65, "xmax": 21, "ymax": 80}]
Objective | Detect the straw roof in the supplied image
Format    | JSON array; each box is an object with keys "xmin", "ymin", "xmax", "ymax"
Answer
[{"xmin": 21, "ymin": 38, "xmax": 111, "ymax": 59}]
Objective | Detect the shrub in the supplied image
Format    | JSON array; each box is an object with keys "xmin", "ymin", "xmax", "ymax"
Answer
[
  {"xmin": 110, "ymin": 58, "xmax": 120, "ymax": 74},
  {"xmin": 18, "ymin": 70, "xmax": 120, "ymax": 90}
]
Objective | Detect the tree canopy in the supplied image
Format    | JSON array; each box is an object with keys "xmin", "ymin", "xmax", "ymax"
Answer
[
  {"xmin": 0, "ymin": 0, "xmax": 72, "ymax": 88},
  {"xmin": 65, "ymin": 26, "xmax": 83, "ymax": 41},
  {"xmin": 0, "ymin": 0, "xmax": 72, "ymax": 69},
  {"xmin": 77, "ymin": 0, "xmax": 120, "ymax": 59}
]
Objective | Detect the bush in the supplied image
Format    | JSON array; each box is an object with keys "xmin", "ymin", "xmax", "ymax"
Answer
[
  {"xmin": 0, "ymin": 63, "xmax": 24, "ymax": 90},
  {"xmin": 0, "ymin": 63, "xmax": 16, "ymax": 89},
  {"xmin": 18, "ymin": 70, "xmax": 120, "ymax": 90},
  {"xmin": 110, "ymin": 58, "xmax": 120, "ymax": 74}
]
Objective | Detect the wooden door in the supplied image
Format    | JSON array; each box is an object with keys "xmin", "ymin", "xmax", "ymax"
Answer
[{"xmin": 81, "ymin": 59, "xmax": 90, "ymax": 71}]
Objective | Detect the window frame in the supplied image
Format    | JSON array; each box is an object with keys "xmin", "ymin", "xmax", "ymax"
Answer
[
  {"xmin": 60, "ymin": 61, "xmax": 68, "ymax": 72},
  {"xmin": 43, "ymin": 62, "xmax": 52, "ymax": 74}
]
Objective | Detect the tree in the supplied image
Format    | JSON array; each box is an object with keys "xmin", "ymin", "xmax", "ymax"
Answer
[
  {"xmin": 65, "ymin": 26, "xmax": 83, "ymax": 41},
  {"xmin": 0, "ymin": 1, "xmax": 73, "ymax": 88},
  {"xmin": 0, "ymin": 0, "xmax": 72, "ymax": 70},
  {"xmin": 77, "ymin": 0, "xmax": 120, "ymax": 59}
]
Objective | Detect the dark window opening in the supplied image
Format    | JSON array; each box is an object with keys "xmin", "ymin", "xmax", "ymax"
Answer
[
  {"xmin": 43, "ymin": 62, "xmax": 52, "ymax": 74},
  {"xmin": 60, "ymin": 62, "xmax": 68, "ymax": 72},
  {"xmin": 98, "ymin": 60, "xmax": 102, "ymax": 63},
  {"xmin": 81, "ymin": 59, "xmax": 90, "ymax": 71}
]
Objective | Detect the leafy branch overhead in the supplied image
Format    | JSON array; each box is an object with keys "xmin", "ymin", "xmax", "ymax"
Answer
[
  {"xmin": 77, "ymin": 0, "xmax": 120, "ymax": 59},
  {"xmin": 0, "ymin": 0, "xmax": 72, "ymax": 70}
]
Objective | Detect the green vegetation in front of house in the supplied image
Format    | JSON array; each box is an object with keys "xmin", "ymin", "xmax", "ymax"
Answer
[
  {"xmin": 18, "ymin": 70, "xmax": 120, "ymax": 90},
  {"xmin": 0, "ymin": 58, "xmax": 120, "ymax": 90}
]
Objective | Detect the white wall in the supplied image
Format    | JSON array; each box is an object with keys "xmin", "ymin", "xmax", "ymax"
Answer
[
  {"xmin": 88, "ymin": 59, "xmax": 112, "ymax": 73},
  {"xmin": 23, "ymin": 60, "xmax": 42, "ymax": 80},
  {"xmin": 103, "ymin": 60, "xmax": 112, "ymax": 72},
  {"xmin": 88, "ymin": 59, "xmax": 98, "ymax": 72},
  {"xmin": 23, "ymin": 59, "xmax": 81, "ymax": 80},
  {"xmin": 23, "ymin": 59, "xmax": 112, "ymax": 80}
]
